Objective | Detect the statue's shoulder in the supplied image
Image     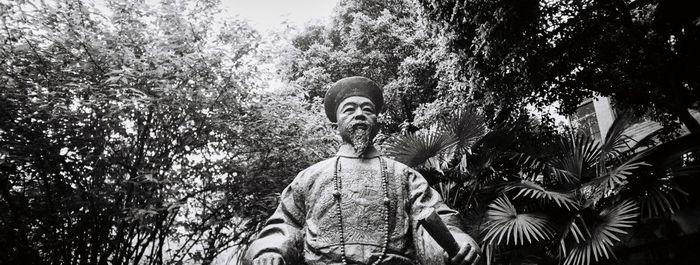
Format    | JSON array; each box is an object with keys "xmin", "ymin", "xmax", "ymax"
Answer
[
  {"xmin": 297, "ymin": 156, "xmax": 338, "ymax": 177},
  {"xmin": 289, "ymin": 157, "xmax": 337, "ymax": 190}
]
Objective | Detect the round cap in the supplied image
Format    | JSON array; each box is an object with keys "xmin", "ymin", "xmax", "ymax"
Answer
[{"xmin": 324, "ymin": 76, "xmax": 383, "ymax": 122}]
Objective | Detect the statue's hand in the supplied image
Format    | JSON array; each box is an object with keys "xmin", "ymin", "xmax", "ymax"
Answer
[
  {"xmin": 446, "ymin": 237, "xmax": 482, "ymax": 265},
  {"xmin": 253, "ymin": 252, "xmax": 285, "ymax": 265}
]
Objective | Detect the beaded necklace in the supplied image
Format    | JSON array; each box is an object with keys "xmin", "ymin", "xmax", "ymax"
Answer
[{"xmin": 333, "ymin": 156, "xmax": 391, "ymax": 265}]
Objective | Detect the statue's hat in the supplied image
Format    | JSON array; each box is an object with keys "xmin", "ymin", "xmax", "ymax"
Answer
[{"xmin": 324, "ymin": 76, "xmax": 383, "ymax": 122}]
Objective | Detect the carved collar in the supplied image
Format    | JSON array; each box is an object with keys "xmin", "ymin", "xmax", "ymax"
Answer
[{"xmin": 336, "ymin": 144, "xmax": 381, "ymax": 158}]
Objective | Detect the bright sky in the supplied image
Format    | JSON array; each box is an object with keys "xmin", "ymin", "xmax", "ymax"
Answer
[
  {"xmin": 88, "ymin": 0, "xmax": 338, "ymax": 34},
  {"xmin": 220, "ymin": 0, "xmax": 339, "ymax": 33}
]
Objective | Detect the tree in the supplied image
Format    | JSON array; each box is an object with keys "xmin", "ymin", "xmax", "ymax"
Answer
[
  {"xmin": 418, "ymin": 0, "xmax": 700, "ymax": 132},
  {"xmin": 274, "ymin": 0, "xmax": 444, "ymax": 133},
  {"xmin": 0, "ymin": 0, "xmax": 335, "ymax": 264}
]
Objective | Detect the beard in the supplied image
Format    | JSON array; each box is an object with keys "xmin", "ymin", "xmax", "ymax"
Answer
[{"xmin": 344, "ymin": 120, "xmax": 374, "ymax": 154}]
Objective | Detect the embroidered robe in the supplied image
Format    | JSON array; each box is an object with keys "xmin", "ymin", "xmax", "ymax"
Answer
[{"xmin": 244, "ymin": 145, "xmax": 470, "ymax": 265}]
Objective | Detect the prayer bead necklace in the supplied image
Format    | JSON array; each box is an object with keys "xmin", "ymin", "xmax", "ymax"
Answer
[{"xmin": 333, "ymin": 156, "xmax": 391, "ymax": 265}]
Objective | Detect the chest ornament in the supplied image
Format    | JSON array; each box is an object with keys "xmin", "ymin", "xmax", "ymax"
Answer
[{"xmin": 332, "ymin": 156, "xmax": 391, "ymax": 265}]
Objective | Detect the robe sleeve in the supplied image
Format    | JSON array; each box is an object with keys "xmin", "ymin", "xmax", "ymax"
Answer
[
  {"xmin": 243, "ymin": 171, "xmax": 307, "ymax": 265},
  {"xmin": 406, "ymin": 168, "xmax": 471, "ymax": 263}
]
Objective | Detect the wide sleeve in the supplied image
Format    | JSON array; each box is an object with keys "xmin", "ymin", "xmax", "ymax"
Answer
[
  {"xmin": 243, "ymin": 171, "xmax": 307, "ymax": 265},
  {"xmin": 406, "ymin": 168, "xmax": 471, "ymax": 264}
]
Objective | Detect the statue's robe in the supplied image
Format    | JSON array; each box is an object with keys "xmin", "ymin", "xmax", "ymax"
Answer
[{"xmin": 244, "ymin": 145, "xmax": 470, "ymax": 265}]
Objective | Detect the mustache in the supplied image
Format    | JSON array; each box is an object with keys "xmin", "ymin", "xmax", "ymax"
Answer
[{"xmin": 348, "ymin": 120, "xmax": 371, "ymax": 130}]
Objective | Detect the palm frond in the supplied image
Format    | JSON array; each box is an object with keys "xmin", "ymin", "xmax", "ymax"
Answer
[
  {"xmin": 510, "ymin": 180, "xmax": 580, "ymax": 210},
  {"xmin": 446, "ymin": 109, "xmax": 487, "ymax": 151},
  {"xmin": 563, "ymin": 200, "xmax": 639, "ymax": 265},
  {"xmin": 383, "ymin": 130, "xmax": 459, "ymax": 169},
  {"xmin": 549, "ymin": 134, "xmax": 601, "ymax": 182},
  {"xmin": 639, "ymin": 178, "xmax": 688, "ymax": 218},
  {"xmin": 512, "ymin": 153, "xmax": 577, "ymax": 184},
  {"xmin": 483, "ymin": 196, "xmax": 556, "ymax": 246},
  {"xmin": 585, "ymin": 151, "xmax": 650, "ymax": 193},
  {"xmin": 599, "ymin": 110, "xmax": 635, "ymax": 162},
  {"xmin": 558, "ymin": 215, "xmax": 590, "ymax": 256},
  {"xmin": 627, "ymin": 134, "xmax": 698, "ymax": 217}
]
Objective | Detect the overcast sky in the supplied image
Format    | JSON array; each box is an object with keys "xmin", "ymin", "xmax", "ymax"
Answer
[{"xmin": 220, "ymin": 0, "xmax": 338, "ymax": 32}]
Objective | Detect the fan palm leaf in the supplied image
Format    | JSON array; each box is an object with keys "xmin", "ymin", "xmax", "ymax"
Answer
[
  {"xmin": 383, "ymin": 130, "xmax": 459, "ymax": 169},
  {"xmin": 636, "ymin": 133, "xmax": 698, "ymax": 216},
  {"xmin": 598, "ymin": 110, "xmax": 636, "ymax": 163},
  {"xmin": 639, "ymin": 177, "xmax": 688, "ymax": 218},
  {"xmin": 585, "ymin": 151, "xmax": 650, "ymax": 194},
  {"xmin": 563, "ymin": 200, "xmax": 639, "ymax": 265},
  {"xmin": 445, "ymin": 109, "xmax": 487, "ymax": 151},
  {"xmin": 549, "ymin": 134, "xmax": 601, "ymax": 182},
  {"xmin": 558, "ymin": 215, "xmax": 590, "ymax": 256},
  {"xmin": 512, "ymin": 133, "xmax": 601, "ymax": 185},
  {"xmin": 510, "ymin": 180, "xmax": 580, "ymax": 210},
  {"xmin": 512, "ymin": 152, "xmax": 577, "ymax": 185},
  {"xmin": 483, "ymin": 196, "xmax": 556, "ymax": 246}
]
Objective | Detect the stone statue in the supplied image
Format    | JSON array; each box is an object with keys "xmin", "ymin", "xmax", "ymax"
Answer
[{"xmin": 243, "ymin": 76, "xmax": 482, "ymax": 265}]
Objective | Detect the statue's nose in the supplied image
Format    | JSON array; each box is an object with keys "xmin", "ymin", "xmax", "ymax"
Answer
[{"xmin": 353, "ymin": 112, "xmax": 367, "ymax": 121}]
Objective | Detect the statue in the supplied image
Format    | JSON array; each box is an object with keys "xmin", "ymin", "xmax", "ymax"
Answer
[{"xmin": 244, "ymin": 76, "xmax": 481, "ymax": 265}]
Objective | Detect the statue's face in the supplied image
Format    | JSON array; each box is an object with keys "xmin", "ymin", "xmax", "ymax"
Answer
[{"xmin": 336, "ymin": 96, "xmax": 378, "ymax": 154}]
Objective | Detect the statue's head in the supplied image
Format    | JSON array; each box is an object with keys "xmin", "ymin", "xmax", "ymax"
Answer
[{"xmin": 324, "ymin": 76, "xmax": 383, "ymax": 154}]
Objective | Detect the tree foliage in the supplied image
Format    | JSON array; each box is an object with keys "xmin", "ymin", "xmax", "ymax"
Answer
[
  {"xmin": 418, "ymin": 0, "xmax": 700, "ymax": 132},
  {"xmin": 275, "ymin": 0, "xmax": 448, "ymax": 132},
  {"xmin": 0, "ymin": 1, "xmax": 335, "ymax": 264}
]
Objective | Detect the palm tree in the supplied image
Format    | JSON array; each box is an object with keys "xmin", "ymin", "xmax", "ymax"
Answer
[{"xmin": 383, "ymin": 110, "xmax": 700, "ymax": 265}]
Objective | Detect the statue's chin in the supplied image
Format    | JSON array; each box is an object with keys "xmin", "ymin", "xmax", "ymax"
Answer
[{"xmin": 350, "ymin": 129, "xmax": 371, "ymax": 154}]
